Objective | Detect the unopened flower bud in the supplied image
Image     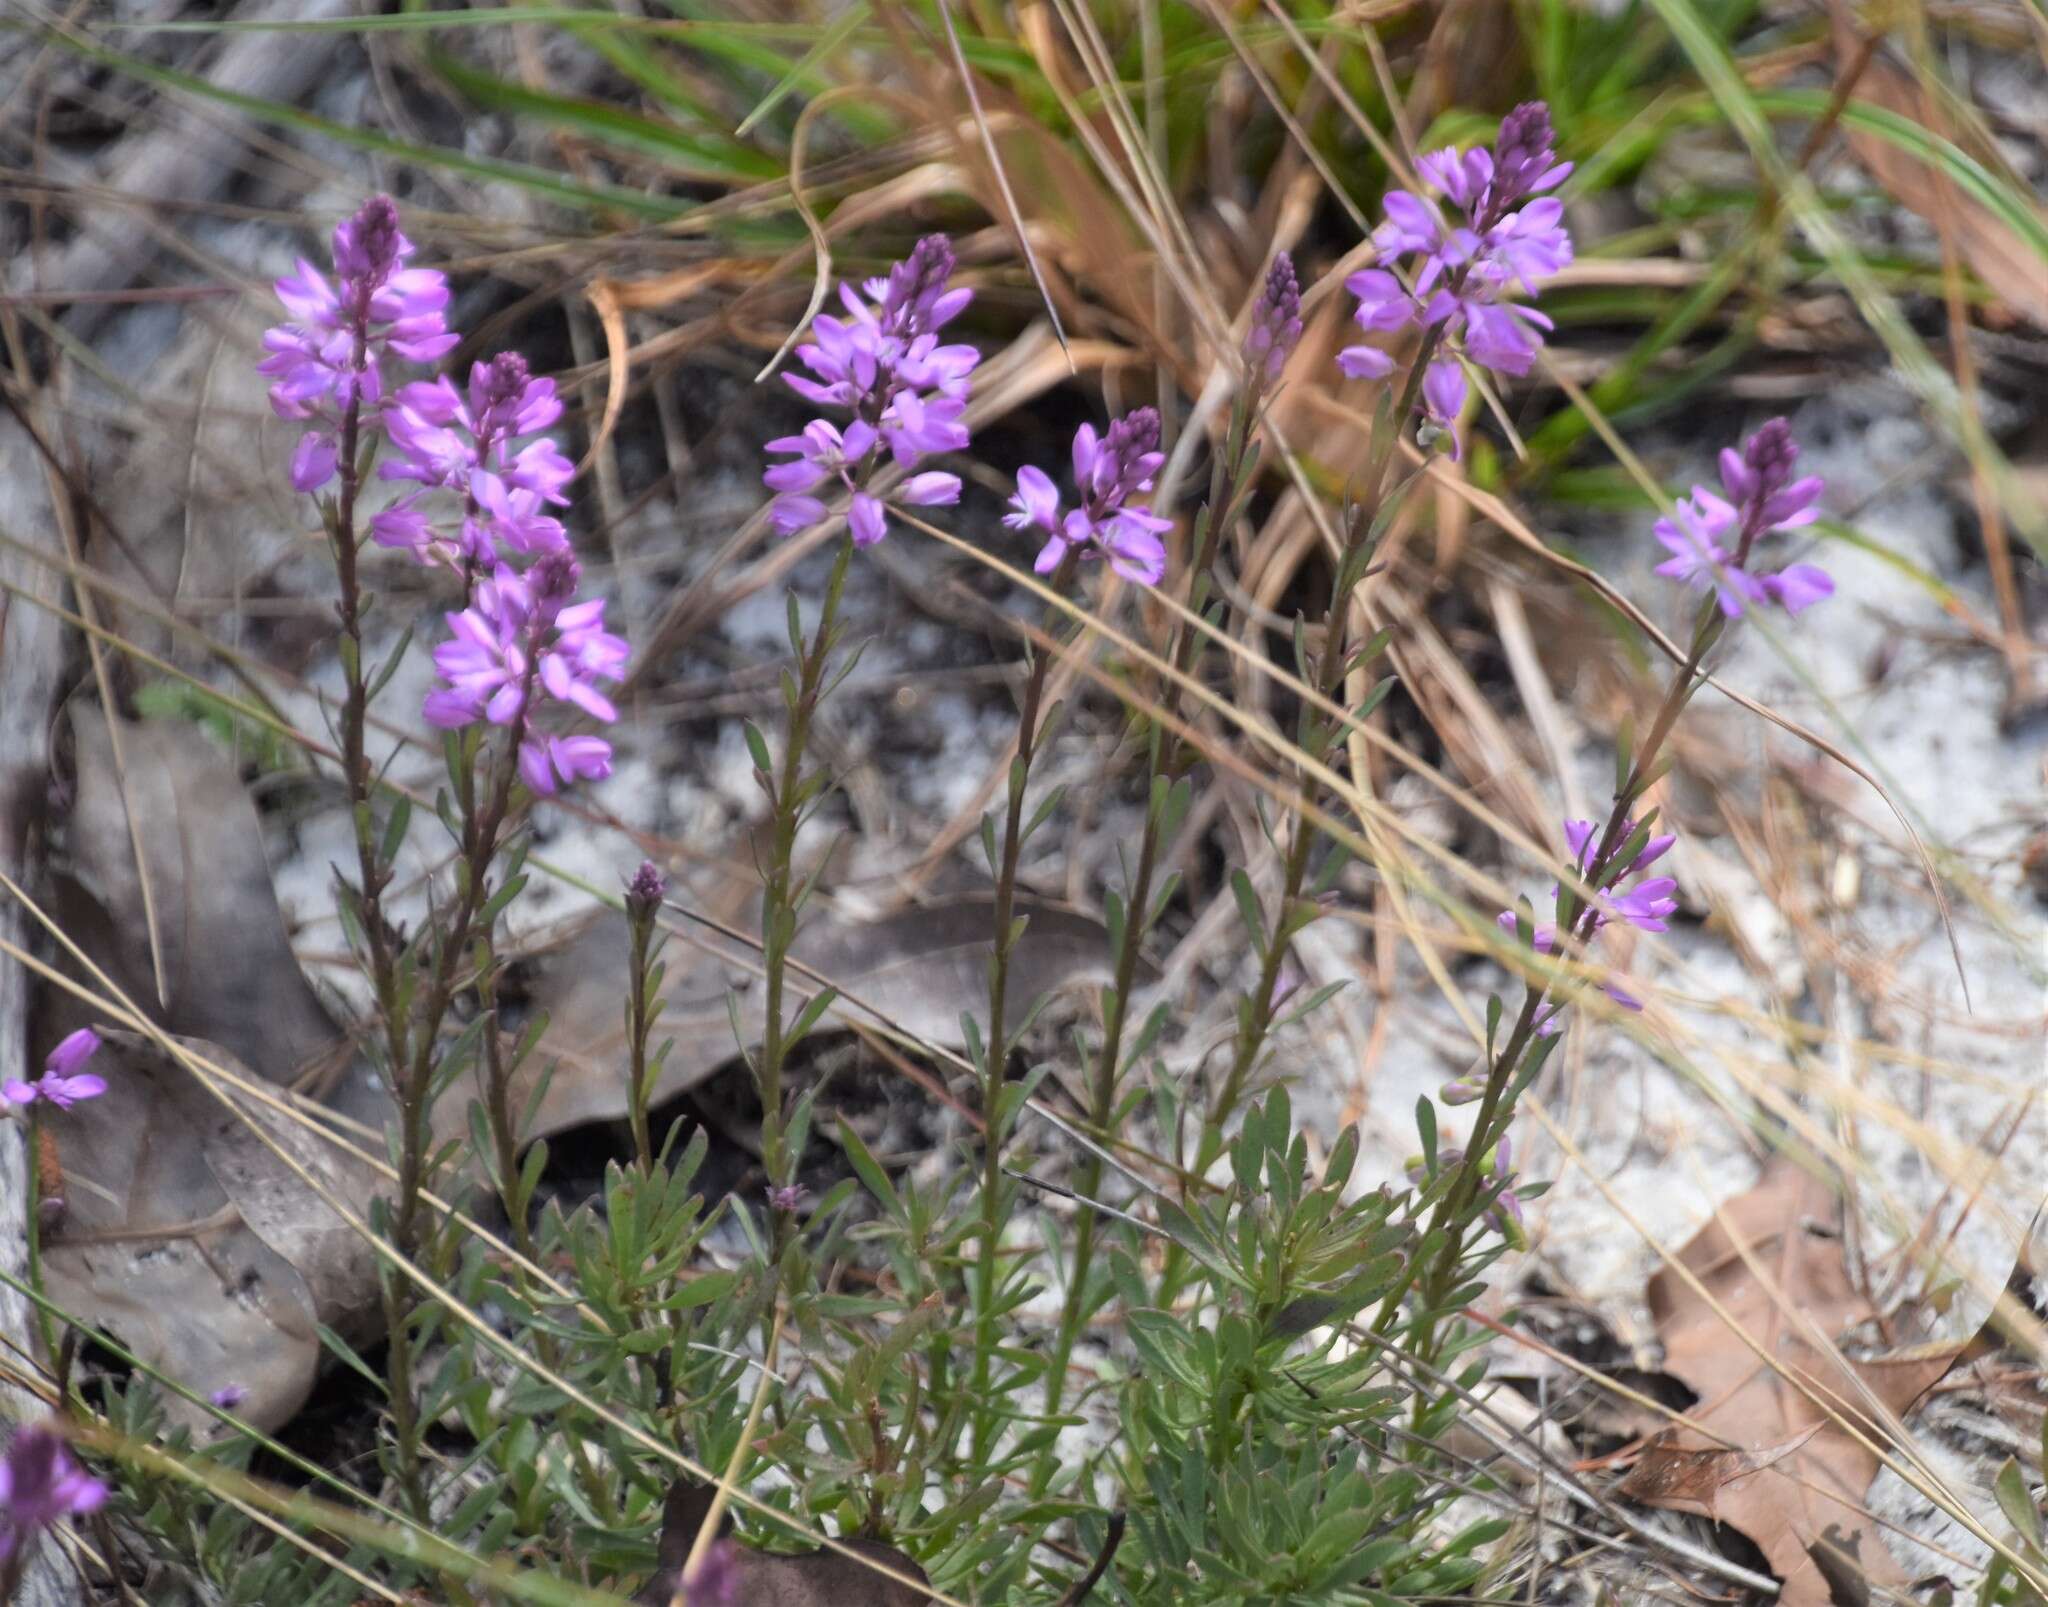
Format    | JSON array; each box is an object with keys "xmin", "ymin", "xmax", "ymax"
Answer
[
  {"xmin": 1245, "ymin": 251, "xmax": 1303, "ymax": 382},
  {"xmin": 625, "ymin": 860, "xmax": 667, "ymax": 923}
]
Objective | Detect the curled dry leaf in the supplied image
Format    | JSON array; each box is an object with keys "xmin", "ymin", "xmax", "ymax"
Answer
[
  {"xmin": 483, "ymin": 893, "xmax": 1134, "ymax": 1144},
  {"xmin": 1624, "ymin": 1156, "xmax": 1976, "ymax": 1607},
  {"xmin": 42, "ymin": 1031, "xmax": 382, "ymax": 1434}
]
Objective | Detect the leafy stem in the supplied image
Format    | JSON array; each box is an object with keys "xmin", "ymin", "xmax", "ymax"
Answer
[{"xmin": 969, "ymin": 552, "xmax": 1075, "ymax": 1462}]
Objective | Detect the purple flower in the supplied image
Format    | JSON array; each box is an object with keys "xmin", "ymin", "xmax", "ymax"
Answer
[
  {"xmin": 259, "ymin": 195, "xmax": 456, "ymax": 494},
  {"xmin": 1559, "ymin": 816, "xmax": 1677, "ymax": 934},
  {"xmin": 1421, "ymin": 360, "xmax": 1468, "ymax": 457},
  {"xmin": 0, "ymin": 1425, "xmax": 106, "ymax": 1564},
  {"xmin": 683, "ymin": 1537, "xmax": 743, "ymax": 1606},
  {"xmin": 422, "ymin": 555, "xmax": 628, "ymax": 796},
  {"xmin": 1337, "ymin": 103, "xmax": 1574, "ymax": 454},
  {"xmin": 1496, "ymin": 815, "xmax": 1677, "ymax": 1034},
  {"xmin": 1004, "ymin": 409, "xmax": 1173, "ymax": 587},
  {"xmin": 1486, "ymin": 1135, "xmax": 1527, "ymax": 1240},
  {"xmin": 5, "ymin": 1029, "xmax": 106, "ymax": 1109},
  {"xmin": 767, "ymin": 1183, "xmax": 808, "ymax": 1212},
  {"xmin": 1653, "ymin": 490, "xmax": 1762, "ymax": 618},
  {"xmin": 766, "ymin": 236, "xmax": 980, "ymax": 546},
  {"xmin": 519, "ymin": 734, "xmax": 615, "ymax": 794},
  {"xmin": 209, "ymin": 1384, "xmax": 248, "ymax": 1410},
  {"xmin": 1406, "ymin": 1138, "xmax": 1525, "ymax": 1241},
  {"xmin": 373, "ymin": 354, "xmax": 578, "ymax": 571},
  {"xmin": 763, "ymin": 418, "xmax": 961, "ymax": 547},
  {"xmin": 1653, "ymin": 419, "xmax": 1833, "ymax": 618},
  {"xmin": 1245, "ymin": 252, "xmax": 1303, "ymax": 382}
]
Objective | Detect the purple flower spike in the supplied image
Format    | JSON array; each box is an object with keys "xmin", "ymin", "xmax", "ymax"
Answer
[
  {"xmin": 1655, "ymin": 419, "xmax": 1832, "ymax": 618},
  {"xmin": 422, "ymin": 555, "xmax": 628, "ymax": 797},
  {"xmin": 374, "ymin": 352, "xmax": 578, "ymax": 572},
  {"xmin": 0, "ymin": 1425, "xmax": 107, "ymax": 1565},
  {"xmin": 260, "ymin": 195, "xmax": 456, "ymax": 494},
  {"xmin": 1337, "ymin": 103, "xmax": 1573, "ymax": 456},
  {"xmin": 1246, "ymin": 252, "xmax": 1304, "ymax": 382},
  {"xmin": 5, "ymin": 1028, "xmax": 106, "ymax": 1110},
  {"xmin": 1006, "ymin": 408, "xmax": 1173, "ymax": 588},
  {"xmin": 765, "ymin": 236, "xmax": 980, "ymax": 546}
]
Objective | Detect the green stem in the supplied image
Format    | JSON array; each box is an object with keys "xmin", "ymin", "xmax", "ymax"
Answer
[
  {"xmin": 1037, "ymin": 388, "xmax": 1260, "ymax": 1450},
  {"xmin": 756, "ymin": 538, "xmax": 854, "ymax": 1206},
  {"xmin": 1211, "ymin": 337, "xmax": 1439, "ymax": 1125},
  {"xmin": 624, "ymin": 905, "xmax": 661, "ymax": 1177},
  {"xmin": 1386, "ymin": 599, "xmax": 1723, "ymax": 1367},
  {"xmin": 969, "ymin": 573, "xmax": 1071, "ymax": 1462}
]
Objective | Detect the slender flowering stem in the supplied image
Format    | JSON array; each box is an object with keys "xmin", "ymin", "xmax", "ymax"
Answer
[
  {"xmin": 1402, "ymin": 418, "xmax": 1835, "ymax": 1323},
  {"xmin": 1211, "ymin": 330, "xmax": 1441, "ymax": 1128},
  {"xmin": 754, "ymin": 539, "xmax": 855, "ymax": 1211},
  {"xmin": 262, "ymin": 198, "xmax": 629, "ymax": 1529},
  {"xmin": 968, "ymin": 550, "xmax": 1075, "ymax": 1463},
  {"xmin": 1382, "ymin": 604, "xmax": 1717, "ymax": 1362},
  {"xmin": 1038, "ymin": 265, "xmax": 1304, "ymax": 1448}
]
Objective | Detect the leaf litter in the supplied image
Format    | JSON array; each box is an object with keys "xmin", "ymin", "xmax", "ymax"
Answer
[
  {"xmin": 1619, "ymin": 1155, "xmax": 1983, "ymax": 1606},
  {"xmin": 47, "ymin": 708, "xmax": 1127, "ymax": 1440}
]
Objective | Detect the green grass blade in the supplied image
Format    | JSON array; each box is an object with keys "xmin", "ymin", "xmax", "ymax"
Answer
[{"xmin": 735, "ymin": 0, "xmax": 869, "ymax": 138}]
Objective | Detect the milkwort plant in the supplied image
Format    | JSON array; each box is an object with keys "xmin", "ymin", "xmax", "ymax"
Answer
[{"xmin": 59, "ymin": 100, "xmax": 1846, "ymax": 1604}]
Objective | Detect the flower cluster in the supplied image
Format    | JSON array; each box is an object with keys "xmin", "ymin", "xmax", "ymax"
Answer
[
  {"xmin": 765, "ymin": 235, "xmax": 980, "ymax": 547},
  {"xmin": 5, "ymin": 1028, "xmax": 104, "ymax": 1110},
  {"xmin": 1245, "ymin": 251, "xmax": 1304, "ymax": 383},
  {"xmin": 1339, "ymin": 101, "xmax": 1573, "ymax": 454},
  {"xmin": 1654, "ymin": 418, "xmax": 1832, "ymax": 617},
  {"xmin": 371, "ymin": 353, "xmax": 577, "ymax": 572},
  {"xmin": 0, "ymin": 1425, "xmax": 106, "ymax": 1565},
  {"xmin": 260, "ymin": 196, "xmax": 457, "ymax": 493},
  {"xmin": 1003, "ymin": 408, "xmax": 1173, "ymax": 587},
  {"xmin": 266, "ymin": 198, "xmax": 627, "ymax": 801},
  {"xmin": 1491, "ymin": 816, "xmax": 1676, "ymax": 1038},
  {"xmin": 422, "ymin": 553, "xmax": 628, "ymax": 795}
]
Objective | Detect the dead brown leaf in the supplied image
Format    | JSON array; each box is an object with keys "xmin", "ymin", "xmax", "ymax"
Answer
[
  {"xmin": 46, "ymin": 711, "xmax": 388, "ymax": 1429},
  {"xmin": 61, "ymin": 710, "xmax": 381, "ymax": 1127},
  {"xmin": 1616, "ymin": 1423, "xmax": 1820, "ymax": 1520},
  {"xmin": 490, "ymin": 893, "xmax": 1129, "ymax": 1143},
  {"xmin": 1626, "ymin": 1157, "xmax": 1971, "ymax": 1606},
  {"xmin": 43, "ymin": 1031, "xmax": 382, "ymax": 1434},
  {"xmin": 1828, "ymin": 10, "xmax": 2048, "ymax": 327}
]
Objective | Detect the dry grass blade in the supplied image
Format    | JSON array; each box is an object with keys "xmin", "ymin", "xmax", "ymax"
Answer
[
  {"xmin": 1824, "ymin": 8, "xmax": 2048, "ymax": 328},
  {"xmin": 932, "ymin": 0, "xmax": 1070, "ymax": 364}
]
